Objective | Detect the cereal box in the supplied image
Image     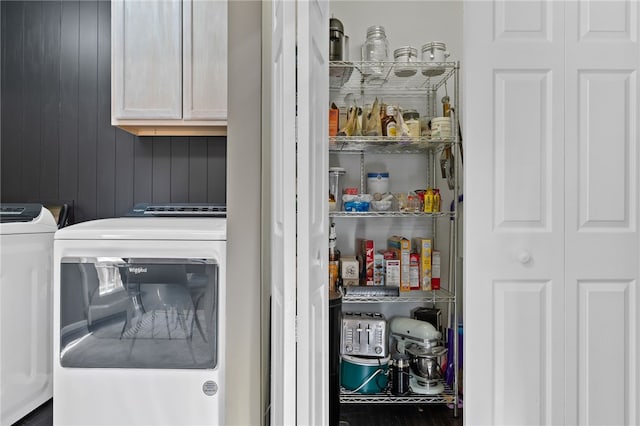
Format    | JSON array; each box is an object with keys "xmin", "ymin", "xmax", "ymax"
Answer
[
  {"xmin": 387, "ymin": 236, "xmax": 411, "ymax": 292},
  {"xmin": 412, "ymin": 237, "xmax": 432, "ymax": 291}
]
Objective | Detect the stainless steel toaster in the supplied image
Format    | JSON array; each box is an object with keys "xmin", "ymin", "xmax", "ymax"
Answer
[{"xmin": 341, "ymin": 312, "xmax": 388, "ymax": 357}]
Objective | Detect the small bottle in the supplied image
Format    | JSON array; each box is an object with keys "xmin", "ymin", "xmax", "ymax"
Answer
[
  {"xmin": 442, "ymin": 95, "xmax": 451, "ymax": 117},
  {"xmin": 424, "ymin": 187, "xmax": 435, "ymax": 213},
  {"xmin": 433, "ymin": 188, "xmax": 441, "ymax": 212},
  {"xmin": 382, "ymin": 105, "xmax": 397, "ymax": 137},
  {"xmin": 329, "ymin": 223, "xmax": 341, "ymax": 292}
]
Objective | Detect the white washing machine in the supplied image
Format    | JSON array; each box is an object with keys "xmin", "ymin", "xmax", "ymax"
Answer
[
  {"xmin": 53, "ymin": 204, "xmax": 226, "ymax": 425},
  {"xmin": 0, "ymin": 204, "xmax": 57, "ymax": 425}
]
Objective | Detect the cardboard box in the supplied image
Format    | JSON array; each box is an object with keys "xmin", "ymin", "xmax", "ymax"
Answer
[
  {"xmin": 373, "ymin": 254, "xmax": 385, "ymax": 286},
  {"xmin": 341, "ymin": 256, "xmax": 359, "ymax": 280},
  {"xmin": 412, "ymin": 238, "xmax": 433, "ymax": 291},
  {"xmin": 432, "ymin": 250, "xmax": 441, "ymax": 290},
  {"xmin": 409, "ymin": 252, "xmax": 420, "ymax": 290},
  {"xmin": 387, "ymin": 236, "xmax": 411, "ymax": 291},
  {"xmin": 357, "ymin": 238, "xmax": 375, "ymax": 286},
  {"xmin": 385, "ymin": 259, "xmax": 400, "ymax": 287}
]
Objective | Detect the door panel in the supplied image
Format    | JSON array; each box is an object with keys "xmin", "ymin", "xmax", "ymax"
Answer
[
  {"xmin": 578, "ymin": 0, "xmax": 636, "ymax": 41},
  {"xmin": 565, "ymin": 1, "xmax": 640, "ymax": 423},
  {"xmin": 578, "ymin": 71, "xmax": 635, "ymax": 228},
  {"xmin": 269, "ymin": 0, "xmax": 297, "ymax": 424},
  {"xmin": 494, "ymin": 0, "xmax": 552, "ymax": 40},
  {"xmin": 296, "ymin": 0, "xmax": 329, "ymax": 424},
  {"xmin": 493, "ymin": 280, "xmax": 553, "ymax": 426},
  {"xmin": 577, "ymin": 281, "xmax": 636, "ymax": 426},
  {"xmin": 464, "ymin": 1, "xmax": 566, "ymax": 424},
  {"xmin": 494, "ymin": 70, "xmax": 552, "ymax": 229}
]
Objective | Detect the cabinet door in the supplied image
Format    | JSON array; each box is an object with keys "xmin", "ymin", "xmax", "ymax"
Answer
[
  {"xmin": 183, "ymin": 0, "xmax": 227, "ymax": 121},
  {"xmin": 112, "ymin": 0, "xmax": 182, "ymax": 120}
]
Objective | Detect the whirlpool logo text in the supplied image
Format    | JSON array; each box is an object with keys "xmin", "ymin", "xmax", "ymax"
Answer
[{"xmin": 128, "ymin": 267, "xmax": 148, "ymax": 274}]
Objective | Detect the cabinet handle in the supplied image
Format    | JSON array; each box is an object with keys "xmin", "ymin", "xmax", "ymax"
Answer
[{"xmin": 518, "ymin": 251, "xmax": 532, "ymax": 265}]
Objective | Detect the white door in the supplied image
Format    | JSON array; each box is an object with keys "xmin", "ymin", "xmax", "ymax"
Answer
[
  {"xmin": 563, "ymin": 2, "xmax": 640, "ymax": 424},
  {"xmin": 269, "ymin": 0, "xmax": 298, "ymax": 424},
  {"xmin": 465, "ymin": 1, "xmax": 640, "ymax": 424},
  {"xmin": 296, "ymin": 0, "xmax": 330, "ymax": 424}
]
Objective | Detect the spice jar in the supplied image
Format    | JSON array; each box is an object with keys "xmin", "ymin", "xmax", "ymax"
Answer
[
  {"xmin": 393, "ymin": 46, "xmax": 417, "ymax": 77},
  {"xmin": 402, "ymin": 109, "xmax": 420, "ymax": 138},
  {"xmin": 361, "ymin": 25, "xmax": 389, "ymax": 78}
]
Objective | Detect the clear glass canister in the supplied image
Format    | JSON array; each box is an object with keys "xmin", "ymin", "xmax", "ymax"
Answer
[
  {"xmin": 421, "ymin": 41, "xmax": 449, "ymax": 77},
  {"xmin": 329, "ymin": 167, "xmax": 346, "ymax": 210},
  {"xmin": 393, "ymin": 46, "xmax": 417, "ymax": 77},
  {"xmin": 361, "ymin": 25, "xmax": 389, "ymax": 78}
]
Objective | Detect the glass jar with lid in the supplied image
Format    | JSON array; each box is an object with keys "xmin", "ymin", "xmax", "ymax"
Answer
[
  {"xmin": 393, "ymin": 46, "xmax": 417, "ymax": 77},
  {"xmin": 402, "ymin": 109, "xmax": 420, "ymax": 138},
  {"xmin": 361, "ymin": 25, "xmax": 389, "ymax": 78}
]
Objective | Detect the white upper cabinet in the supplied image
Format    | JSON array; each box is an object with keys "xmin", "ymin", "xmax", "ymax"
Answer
[{"xmin": 112, "ymin": 0, "xmax": 227, "ymax": 136}]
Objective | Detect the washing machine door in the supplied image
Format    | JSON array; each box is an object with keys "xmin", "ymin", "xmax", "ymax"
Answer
[{"xmin": 59, "ymin": 257, "xmax": 219, "ymax": 369}]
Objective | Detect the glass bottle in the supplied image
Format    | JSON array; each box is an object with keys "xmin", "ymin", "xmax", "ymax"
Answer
[
  {"xmin": 361, "ymin": 25, "xmax": 389, "ymax": 78},
  {"xmin": 381, "ymin": 105, "xmax": 397, "ymax": 137}
]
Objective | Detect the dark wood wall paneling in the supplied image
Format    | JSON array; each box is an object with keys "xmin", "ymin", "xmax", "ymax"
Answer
[{"xmin": 0, "ymin": 1, "xmax": 227, "ymax": 223}]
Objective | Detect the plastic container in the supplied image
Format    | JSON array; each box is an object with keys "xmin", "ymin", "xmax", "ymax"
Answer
[
  {"xmin": 341, "ymin": 355, "xmax": 390, "ymax": 394},
  {"xmin": 329, "ymin": 167, "xmax": 346, "ymax": 210},
  {"xmin": 367, "ymin": 172, "xmax": 389, "ymax": 195},
  {"xmin": 431, "ymin": 117, "xmax": 452, "ymax": 139}
]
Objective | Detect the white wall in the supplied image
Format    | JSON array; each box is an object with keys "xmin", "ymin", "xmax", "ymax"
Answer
[{"xmin": 227, "ymin": 2, "xmax": 262, "ymax": 425}]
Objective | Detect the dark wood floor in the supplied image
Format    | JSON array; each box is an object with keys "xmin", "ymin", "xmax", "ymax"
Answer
[
  {"xmin": 340, "ymin": 403, "xmax": 462, "ymax": 426},
  {"xmin": 13, "ymin": 399, "xmax": 52, "ymax": 426},
  {"xmin": 14, "ymin": 398, "xmax": 462, "ymax": 425}
]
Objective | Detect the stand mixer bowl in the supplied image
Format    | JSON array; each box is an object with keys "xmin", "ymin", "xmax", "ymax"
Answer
[{"xmin": 405, "ymin": 342, "xmax": 447, "ymax": 382}]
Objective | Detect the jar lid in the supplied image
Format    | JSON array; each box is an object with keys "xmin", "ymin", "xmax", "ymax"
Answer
[
  {"xmin": 421, "ymin": 41, "xmax": 447, "ymax": 52},
  {"xmin": 393, "ymin": 46, "xmax": 417, "ymax": 58},
  {"xmin": 366, "ymin": 25, "xmax": 386, "ymax": 39},
  {"xmin": 329, "ymin": 167, "xmax": 346, "ymax": 175},
  {"xmin": 329, "ymin": 17, "xmax": 344, "ymax": 33},
  {"xmin": 367, "ymin": 172, "xmax": 389, "ymax": 178},
  {"xmin": 402, "ymin": 109, "xmax": 420, "ymax": 120}
]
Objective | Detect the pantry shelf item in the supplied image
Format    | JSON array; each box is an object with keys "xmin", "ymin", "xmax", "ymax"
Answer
[
  {"xmin": 342, "ymin": 288, "xmax": 455, "ymax": 304},
  {"xmin": 339, "ymin": 382, "xmax": 456, "ymax": 404},
  {"xmin": 328, "ymin": 58, "xmax": 461, "ymax": 412},
  {"xmin": 329, "ymin": 60, "xmax": 456, "ymax": 91},
  {"xmin": 329, "ymin": 211, "xmax": 453, "ymax": 218},
  {"xmin": 329, "ymin": 136, "xmax": 455, "ymax": 154}
]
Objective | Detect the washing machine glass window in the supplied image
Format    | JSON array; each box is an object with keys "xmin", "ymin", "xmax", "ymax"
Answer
[{"xmin": 59, "ymin": 257, "xmax": 219, "ymax": 369}]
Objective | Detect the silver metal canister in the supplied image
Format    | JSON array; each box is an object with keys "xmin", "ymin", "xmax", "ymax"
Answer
[
  {"xmin": 329, "ymin": 18, "xmax": 345, "ymax": 61},
  {"xmin": 391, "ymin": 352, "xmax": 411, "ymax": 395}
]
